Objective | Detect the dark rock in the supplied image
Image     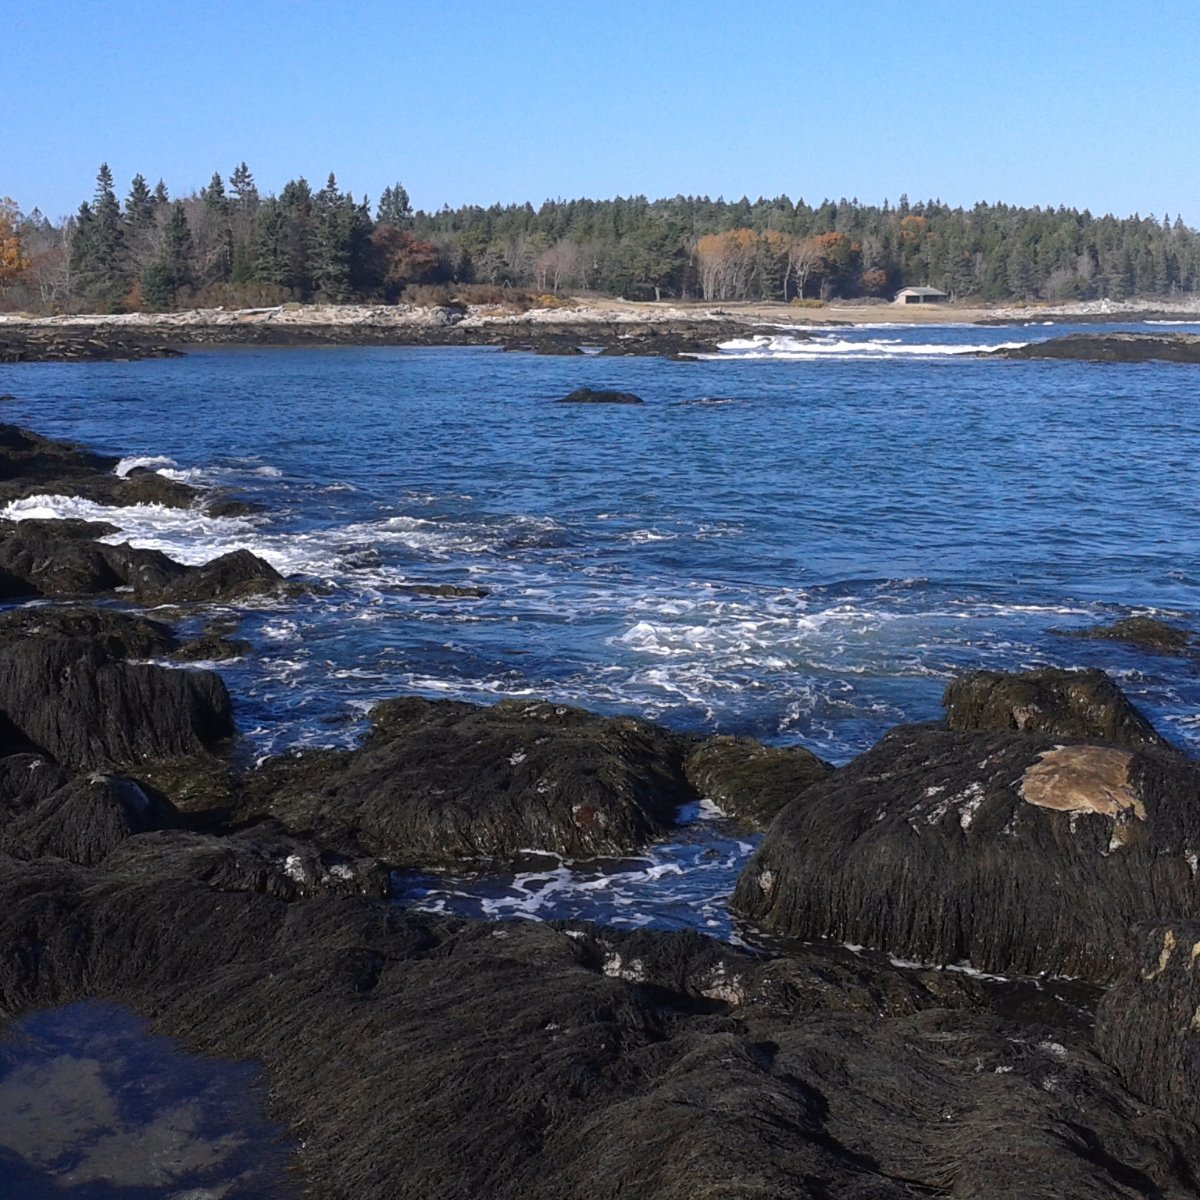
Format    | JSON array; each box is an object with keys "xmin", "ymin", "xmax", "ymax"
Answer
[
  {"xmin": 0, "ymin": 604, "xmax": 176, "ymax": 658},
  {"xmin": 0, "ymin": 422, "xmax": 118, "ymax": 485},
  {"xmin": 242, "ymin": 696, "xmax": 693, "ymax": 864},
  {"xmin": 0, "ymin": 770, "xmax": 181, "ymax": 866},
  {"xmin": 0, "ymin": 637, "xmax": 234, "ymax": 769},
  {"xmin": 0, "ymin": 523, "xmax": 132, "ymax": 598},
  {"xmin": 101, "ymin": 826, "xmax": 391, "ymax": 900},
  {"xmin": 555, "ymin": 387, "xmax": 644, "ymax": 405},
  {"xmin": 1096, "ymin": 920, "xmax": 1200, "ymax": 1124},
  {"xmin": 992, "ymin": 332, "xmax": 1200, "ymax": 363},
  {"xmin": 943, "ymin": 666, "xmax": 1173, "ymax": 752},
  {"xmin": 172, "ymin": 633, "xmax": 253, "ymax": 662},
  {"xmin": 132, "ymin": 548, "xmax": 284, "ymax": 606},
  {"xmin": 0, "ymin": 857, "xmax": 1197, "ymax": 1199},
  {"xmin": 0, "ymin": 516, "xmax": 285, "ymax": 605},
  {"xmin": 0, "ymin": 517, "xmax": 120, "ymax": 539},
  {"xmin": 683, "ymin": 734, "xmax": 832, "ymax": 827},
  {"xmin": 0, "ymin": 333, "xmax": 183, "ymax": 363},
  {"xmin": 397, "ymin": 582, "xmax": 490, "ymax": 599},
  {"xmin": 113, "ymin": 468, "xmax": 203, "ymax": 509},
  {"xmin": 1065, "ymin": 615, "xmax": 1194, "ymax": 656},
  {"xmin": 732, "ymin": 722, "xmax": 1200, "ymax": 982},
  {"xmin": 206, "ymin": 496, "xmax": 264, "ymax": 518}
]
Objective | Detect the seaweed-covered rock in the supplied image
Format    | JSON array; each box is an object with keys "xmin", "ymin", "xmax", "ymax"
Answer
[
  {"xmin": 943, "ymin": 666, "xmax": 1172, "ymax": 752},
  {"xmin": 131, "ymin": 548, "xmax": 284, "ymax": 606},
  {"xmin": 683, "ymin": 734, "xmax": 832, "ymax": 827},
  {"xmin": 0, "ymin": 858, "xmax": 1197, "ymax": 1199},
  {"xmin": 0, "ymin": 520, "xmax": 284, "ymax": 606},
  {"xmin": 0, "ymin": 770, "xmax": 181, "ymax": 866},
  {"xmin": 0, "ymin": 423, "xmax": 118, "ymax": 488},
  {"xmin": 171, "ymin": 633, "xmax": 252, "ymax": 662},
  {"xmin": 243, "ymin": 696, "xmax": 693, "ymax": 863},
  {"xmin": 732, "ymin": 723, "xmax": 1200, "ymax": 981},
  {"xmin": 1096, "ymin": 920, "xmax": 1200, "ymax": 1124},
  {"xmin": 1066, "ymin": 615, "xmax": 1195, "ymax": 656},
  {"xmin": 0, "ymin": 638, "xmax": 233, "ymax": 769},
  {"xmin": 0, "ymin": 605, "xmax": 176, "ymax": 658},
  {"xmin": 555, "ymin": 387, "xmax": 644, "ymax": 404},
  {"xmin": 101, "ymin": 827, "xmax": 390, "ymax": 900}
]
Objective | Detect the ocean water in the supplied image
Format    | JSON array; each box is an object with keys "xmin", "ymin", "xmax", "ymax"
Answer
[{"xmin": 4, "ymin": 319, "xmax": 1200, "ymax": 939}]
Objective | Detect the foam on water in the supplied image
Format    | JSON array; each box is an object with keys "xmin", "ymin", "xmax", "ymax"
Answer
[
  {"xmin": 113, "ymin": 454, "xmax": 178, "ymax": 477},
  {"xmin": 392, "ymin": 801, "xmax": 754, "ymax": 935},
  {"xmin": 6, "ymin": 334, "xmax": 1200, "ymax": 941},
  {"xmin": 708, "ymin": 334, "xmax": 1029, "ymax": 360}
]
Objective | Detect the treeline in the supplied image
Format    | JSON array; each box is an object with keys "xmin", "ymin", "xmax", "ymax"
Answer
[{"xmin": 2, "ymin": 164, "xmax": 1200, "ymax": 312}]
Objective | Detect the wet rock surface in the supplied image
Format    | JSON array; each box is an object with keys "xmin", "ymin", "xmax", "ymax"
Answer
[
  {"xmin": 0, "ymin": 635, "xmax": 234, "ymax": 769},
  {"xmin": 2, "ymin": 422, "xmax": 1200, "ymax": 1196},
  {"xmin": 944, "ymin": 665, "xmax": 1173, "ymax": 751},
  {"xmin": 992, "ymin": 331, "xmax": 1200, "ymax": 362},
  {"xmin": 1065, "ymin": 615, "xmax": 1196, "ymax": 656},
  {"xmin": 241, "ymin": 697, "xmax": 694, "ymax": 864},
  {"xmin": 1097, "ymin": 920, "xmax": 1200, "ymax": 1126},
  {"xmin": 734, "ymin": 669, "xmax": 1200, "ymax": 982},
  {"xmin": 0, "ymin": 854, "xmax": 1197, "ymax": 1199},
  {"xmin": 555, "ymin": 387, "xmax": 645, "ymax": 404},
  {"xmin": 683, "ymin": 734, "xmax": 832, "ymax": 827},
  {"xmin": 734, "ymin": 725, "xmax": 1200, "ymax": 981},
  {"xmin": 0, "ymin": 330, "xmax": 183, "ymax": 363}
]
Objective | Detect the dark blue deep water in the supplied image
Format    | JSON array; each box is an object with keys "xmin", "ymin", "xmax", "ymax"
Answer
[{"xmin": 4, "ymin": 320, "xmax": 1200, "ymax": 935}]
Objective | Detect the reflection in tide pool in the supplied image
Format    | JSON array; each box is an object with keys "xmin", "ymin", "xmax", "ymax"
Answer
[{"xmin": 0, "ymin": 1001, "xmax": 296, "ymax": 1199}]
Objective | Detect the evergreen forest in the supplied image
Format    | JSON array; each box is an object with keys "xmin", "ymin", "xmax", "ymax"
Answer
[{"xmin": 2, "ymin": 164, "xmax": 1199, "ymax": 312}]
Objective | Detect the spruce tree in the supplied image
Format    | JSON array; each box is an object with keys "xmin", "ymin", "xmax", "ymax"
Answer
[
  {"xmin": 140, "ymin": 201, "xmax": 193, "ymax": 310},
  {"xmin": 377, "ymin": 183, "xmax": 413, "ymax": 229}
]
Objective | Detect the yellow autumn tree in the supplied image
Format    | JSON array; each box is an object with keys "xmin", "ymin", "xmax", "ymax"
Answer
[{"xmin": 0, "ymin": 198, "xmax": 30, "ymax": 289}]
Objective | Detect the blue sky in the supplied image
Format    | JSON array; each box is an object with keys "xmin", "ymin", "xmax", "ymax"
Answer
[{"xmin": 6, "ymin": 0, "xmax": 1198, "ymax": 222}]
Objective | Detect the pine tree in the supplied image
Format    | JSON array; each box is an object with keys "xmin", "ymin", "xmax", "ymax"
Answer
[
  {"xmin": 124, "ymin": 175, "xmax": 155, "ymax": 228},
  {"xmin": 377, "ymin": 183, "xmax": 412, "ymax": 229},
  {"xmin": 72, "ymin": 163, "xmax": 128, "ymax": 310},
  {"xmin": 140, "ymin": 200, "xmax": 193, "ymax": 309}
]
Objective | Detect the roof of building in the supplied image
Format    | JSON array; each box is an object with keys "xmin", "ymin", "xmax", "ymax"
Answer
[{"xmin": 895, "ymin": 286, "xmax": 948, "ymax": 297}]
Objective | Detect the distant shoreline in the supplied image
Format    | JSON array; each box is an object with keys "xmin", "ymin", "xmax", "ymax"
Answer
[{"xmin": 4, "ymin": 297, "xmax": 1200, "ymax": 363}]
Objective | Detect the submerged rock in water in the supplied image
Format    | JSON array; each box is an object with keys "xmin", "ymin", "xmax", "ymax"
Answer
[
  {"xmin": 683, "ymin": 734, "xmax": 832, "ymax": 827},
  {"xmin": 555, "ymin": 387, "xmax": 644, "ymax": 404},
  {"xmin": 1065, "ymin": 615, "xmax": 1195, "ymax": 656},
  {"xmin": 943, "ymin": 666, "xmax": 1172, "ymax": 752},
  {"xmin": 731, "ymin": 719, "xmax": 1200, "ymax": 982},
  {"xmin": 396, "ymin": 582, "xmax": 490, "ymax": 599},
  {"xmin": 242, "ymin": 696, "xmax": 692, "ymax": 864},
  {"xmin": 0, "ymin": 855, "xmax": 1197, "ymax": 1200}
]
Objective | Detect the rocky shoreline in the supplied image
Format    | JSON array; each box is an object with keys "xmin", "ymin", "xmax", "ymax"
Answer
[
  {"xmin": 3, "ymin": 419, "xmax": 1200, "ymax": 1196},
  {"xmin": 0, "ymin": 306, "xmax": 776, "ymax": 363}
]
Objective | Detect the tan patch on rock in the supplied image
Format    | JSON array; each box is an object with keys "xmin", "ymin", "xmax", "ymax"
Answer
[
  {"xmin": 1019, "ymin": 745, "xmax": 1143, "ymax": 820},
  {"xmin": 1144, "ymin": 929, "xmax": 1177, "ymax": 981}
]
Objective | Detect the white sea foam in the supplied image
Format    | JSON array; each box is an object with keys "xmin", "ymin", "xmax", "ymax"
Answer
[
  {"xmin": 114, "ymin": 454, "xmax": 179, "ymax": 477},
  {"xmin": 704, "ymin": 334, "xmax": 1029, "ymax": 361}
]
